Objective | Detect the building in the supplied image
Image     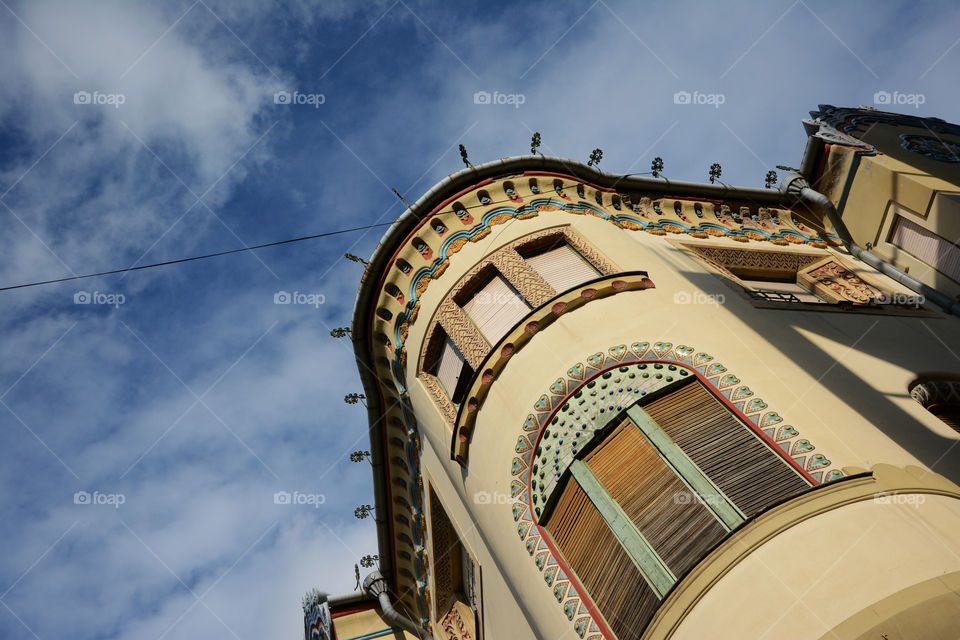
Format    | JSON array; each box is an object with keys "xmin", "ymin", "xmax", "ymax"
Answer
[{"xmin": 305, "ymin": 105, "xmax": 960, "ymax": 640}]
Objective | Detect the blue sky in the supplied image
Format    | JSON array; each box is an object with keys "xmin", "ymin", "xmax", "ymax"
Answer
[{"xmin": 0, "ymin": 1, "xmax": 958, "ymax": 638}]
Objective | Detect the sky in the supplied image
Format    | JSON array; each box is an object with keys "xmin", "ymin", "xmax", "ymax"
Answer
[{"xmin": 0, "ymin": 1, "xmax": 958, "ymax": 638}]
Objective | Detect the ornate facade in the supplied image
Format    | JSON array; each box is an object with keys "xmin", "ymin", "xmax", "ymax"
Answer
[{"xmin": 308, "ymin": 107, "xmax": 960, "ymax": 640}]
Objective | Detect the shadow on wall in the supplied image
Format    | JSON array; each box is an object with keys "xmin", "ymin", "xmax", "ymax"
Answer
[{"xmin": 678, "ymin": 266, "xmax": 960, "ymax": 485}]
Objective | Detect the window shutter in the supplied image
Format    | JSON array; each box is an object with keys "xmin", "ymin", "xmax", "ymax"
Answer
[
  {"xmin": 525, "ymin": 244, "xmax": 600, "ymax": 293},
  {"xmin": 435, "ymin": 338, "xmax": 466, "ymax": 399},
  {"xmin": 585, "ymin": 420, "xmax": 727, "ymax": 578},
  {"xmin": 642, "ymin": 382, "xmax": 810, "ymax": 518},
  {"xmin": 546, "ymin": 480, "xmax": 660, "ymax": 639},
  {"xmin": 891, "ymin": 216, "xmax": 960, "ymax": 282},
  {"xmin": 462, "ymin": 275, "xmax": 530, "ymax": 344}
]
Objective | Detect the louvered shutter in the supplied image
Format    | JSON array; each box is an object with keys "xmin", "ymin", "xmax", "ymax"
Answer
[
  {"xmin": 585, "ymin": 420, "xmax": 727, "ymax": 578},
  {"xmin": 435, "ymin": 338, "xmax": 465, "ymax": 399},
  {"xmin": 525, "ymin": 244, "xmax": 600, "ymax": 293},
  {"xmin": 546, "ymin": 480, "xmax": 660, "ymax": 639},
  {"xmin": 462, "ymin": 275, "xmax": 530, "ymax": 344},
  {"xmin": 891, "ymin": 216, "xmax": 960, "ymax": 282},
  {"xmin": 643, "ymin": 382, "xmax": 810, "ymax": 518}
]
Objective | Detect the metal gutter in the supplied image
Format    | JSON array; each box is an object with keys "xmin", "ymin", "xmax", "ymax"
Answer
[
  {"xmin": 782, "ymin": 173, "xmax": 960, "ymax": 316},
  {"xmin": 362, "ymin": 571, "xmax": 430, "ymax": 639}
]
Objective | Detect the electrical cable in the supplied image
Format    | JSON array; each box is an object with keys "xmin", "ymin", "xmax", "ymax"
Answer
[{"xmin": 0, "ymin": 221, "xmax": 395, "ymax": 292}]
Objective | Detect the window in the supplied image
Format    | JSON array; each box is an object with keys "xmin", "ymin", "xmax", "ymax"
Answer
[
  {"xmin": 738, "ymin": 276, "xmax": 824, "ymax": 304},
  {"xmin": 430, "ymin": 487, "xmax": 481, "ymax": 637},
  {"xmin": 522, "ymin": 242, "xmax": 601, "ymax": 293},
  {"xmin": 430, "ymin": 335, "xmax": 472, "ymax": 404},
  {"xmin": 684, "ymin": 244, "xmax": 901, "ymax": 308},
  {"xmin": 890, "ymin": 215, "xmax": 960, "ymax": 283},
  {"xmin": 542, "ymin": 377, "xmax": 810, "ymax": 638},
  {"xmin": 461, "ymin": 273, "xmax": 531, "ymax": 345}
]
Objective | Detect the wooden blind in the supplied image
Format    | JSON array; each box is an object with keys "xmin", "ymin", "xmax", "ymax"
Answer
[
  {"xmin": 430, "ymin": 489, "xmax": 462, "ymax": 619},
  {"xmin": 585, "ymin": 420, "xmax": 727, "ymax": 578},
  {"xmin": 930, "ymin": 404, "xmax": 960, "ymax": 434},
  {"xmin": 435, "ymin": 337, "xmax": 466, "ymax": 399},
  {"xmin": 525, "ymin": 244, "xmax": 600, "ymax": 293},
  {"xmin": 891, "ymin": 215, "xmax": 960, "ymax": 282},
  {"xmin": 462, "ymin": 274, "xmax": 531, "ymax": 344},
  {"xmin": 642, "ymin": 382, "xmax": 811, "ymax": 518},
  {"xmin": 546, "ymin": 480, "xmax": 660, "ymax": 640}
]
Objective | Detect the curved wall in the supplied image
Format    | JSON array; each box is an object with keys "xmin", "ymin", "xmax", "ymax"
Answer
[{"xmin": 358, "ymin": 169, "xmax": 960, "ymax": 638}]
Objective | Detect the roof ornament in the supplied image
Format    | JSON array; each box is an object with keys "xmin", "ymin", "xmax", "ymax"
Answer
[
  {"xmin": 344, "ymin": 252, "xmax": 369, "ymax": 267},
  {"xmin": 651, "ymin": 156, "xmax": 664, "ymax": 178},
  {"xmin": 709, "ymin": 162, "xmax": 723, "ymax": 184},
  {"xmin": 587, "ymin": 147, "xmax": 603, "ymax": 168}
]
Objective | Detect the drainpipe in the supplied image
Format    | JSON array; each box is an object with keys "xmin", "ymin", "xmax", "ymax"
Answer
[
  {"xmin": 363, "ymin": 571, "xmax": 431, "ymax": 639},
  {"xmin": 781, "ymin": 173, "xmax": 960, "ymax": 317}
]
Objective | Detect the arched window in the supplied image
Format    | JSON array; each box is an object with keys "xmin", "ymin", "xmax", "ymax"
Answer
[
  {"xmin": 539, "ymin": 371, "xmax": 812, "ymax": 638},
  {"xmin": 911, "ymin": 379, "xmax": 960, "ymax": 433}
]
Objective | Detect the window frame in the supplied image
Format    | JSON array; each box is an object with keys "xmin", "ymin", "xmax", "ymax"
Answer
[{"xmin": 536, "ymin": 372, "xmax": 815, "ymax": 637}]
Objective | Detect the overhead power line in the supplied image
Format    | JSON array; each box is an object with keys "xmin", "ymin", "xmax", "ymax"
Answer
[
  {"xmin": 0, "ymin": 221, "xmax": 394, "ymax": 292},
  {"xmin": 2, "ymin": 174, "xmax": 676, "ymax": 294}
]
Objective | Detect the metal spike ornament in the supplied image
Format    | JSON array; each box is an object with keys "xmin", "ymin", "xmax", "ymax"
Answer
[
  {"xmin": 651, "ymin": 157, "xmax": 664, "ymax": 178},
  {"xmin": 709, "ymin": 163, "xmax": 722, "ymax": 184},
  {"xmin": 587, "ymin": 148, "xmax": 603, "ymax": 168},
  {"xmin": 344, "ymin": 393, "xmax": 366, "ymax": 405}
]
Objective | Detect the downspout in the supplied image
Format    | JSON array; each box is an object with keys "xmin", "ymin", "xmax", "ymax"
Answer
[
  {"xmin": 363, "ymin": 571, "xmax": 431, "ymax": 639},
  {"xmin": 781, "ymin": 173, "xmax": 960, "ymax": 317}
]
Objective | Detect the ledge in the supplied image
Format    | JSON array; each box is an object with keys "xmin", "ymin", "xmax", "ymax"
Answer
[
  {"xmin": 450, "ymin": 271, "xmax": 655, "ymax": 464},
  {"xmin": 640, "ymin": 463, "xmax": 960, "ymax": 640}
]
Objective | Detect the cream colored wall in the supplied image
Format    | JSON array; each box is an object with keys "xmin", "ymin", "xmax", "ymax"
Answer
[
  {"xmin": 668, "ymin": 494, "xmax": 960, "ymax": 639},
  {"xmin": 830, "ymin": 144, "xmax": 960, "ymax": 298},
  {"xmin": 400, "ymin": 187, "xmax": 960, "ymax": 638},
  {"xmin": 332, "ymin": 607, "xmax": 419, "ymax": 639}
]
